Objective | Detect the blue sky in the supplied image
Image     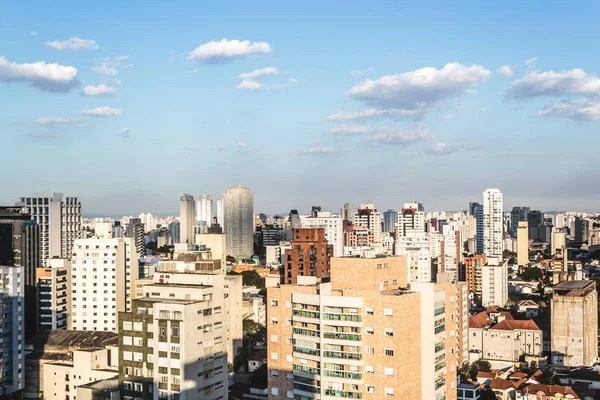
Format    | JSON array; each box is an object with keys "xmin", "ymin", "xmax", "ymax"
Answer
[{"xmin": 1, "ymin": 1, "xmax": 599, "ymax": 215}]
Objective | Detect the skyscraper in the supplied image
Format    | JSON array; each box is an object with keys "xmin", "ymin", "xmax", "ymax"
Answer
[
  {"xmin": 0, "ymin": 206, "xmax": 41, "ymax": 338},
  {"xmin": 527, "ymin": 210, "xmax": 543, "ymax": 240},
  {"xmin": 197, "ymin": 194, "xmax": 214, "ymax": 224},
  {"xmin": 383, "ymin": 209, "xmax": 398, "ymax": 234},
  {"xmin": 510, "ymin": 206, "xmax": 530, "ymax": 237},
  {"xmin": 483, "ymin": 189, "xmax": 503, "ymax": 258},
  {"xmin": 221, "ymin": 186, "xmax": 254, "ymax": 260},
  {"xmin": 395, "ymin": 203, "xmax": 431, "ymax": 282},
  {"xmin": 125, "ymin": 217, "xmax": 145, "ymax": 256},
  {"xmin": 517, "ymin": 221, "xmax": 529, "ymax": 266},
  {"xmin": 179, "ymin": 193, "xmax": 195, "ymax": 244},
  {"xmin": 15, "ymin": 193, "xmax": 81, "ymax": 266},
  {"xmin": 283, "ymin": 228, "xmax": 333, "ymax": 284},
  {"xmin": 0, "ymin": 265, "xmax": 25, "ymax": 395},
  {"xmin": 469, "ymin": 202, "xmax": 484, "ymax": 254}
]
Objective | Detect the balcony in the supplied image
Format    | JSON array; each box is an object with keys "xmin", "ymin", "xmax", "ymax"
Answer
[
  {"xmin": 294, "ymin": 382, "xmax": 320, "ymax": 394},
  {"xmin": 293, "ymin": 346, "xmax": 320, "ymax": 356},
  {"xmin": 322, "ymin": 351, "xmax": 362, "ymax": 360},
  {"xmin": 293, "ymin": 327, "xmax": 320, "ymax": 337},
  {"xmin": 323, "ymin": 388, "xmax": 362, "ymax": 399},
  {"xmin": 323, "ymin": 370, "xmax": 362, "ymax": 380},
  {"xmin": 322, "ymin": 313, "xmax": 361, "ymax": 322},
  {"xmin": 293, "ymin": 309, "xmax": 320, "ymax": 319},
  {"xmin": 293, "ymin": 365, "xmax": 320, "ymax": 375},
  {"xmin": 323, "ymin": 332, "xmax": 361, "ymax": 341}
]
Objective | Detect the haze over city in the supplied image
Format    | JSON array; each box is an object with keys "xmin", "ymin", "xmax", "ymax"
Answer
[{"xmin": 2, "ymin": 1, "xmax": 600, "ymax": 215}]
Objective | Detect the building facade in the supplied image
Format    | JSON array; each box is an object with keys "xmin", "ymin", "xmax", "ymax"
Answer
[
  {"xmin": 36, "ymin": 258, "xmax": 71, "ymax": 330},
  {"xmin": 300, "ymin": 211, "xmax": 343, "ymax": 258},
  {"xmin": 517, "ymin": 221, "xmax": 529, "ymax": 266},
  {"xmin": 483, "ymin": 189, "xmax": 503, "ymax": 258},
  {"xmin": 283, "ymin": 228, "xmax": 333, "ymax": 284},
  {"xmin": 71, "ymin": 238, "xmax": 138, "ymax": 332},
  {"xmin": 179, "ymin": 194, "xmax": 196, "ymax": 245},
  {"xmin": 221, "ymin": 186, "xmax": 254, "ymax": 260},
  {"xmin": 481, "ymin": 257, "xmax": 508, "ymax": 307},
  {"xmin": 382, "ymin": 209, "xmax": 398, "ymax": 234},
  {"xmin": 197, "ymin": 194, "xmax": 214, "ymax": 225},
  {"xmin": 463, "ymin": 254, "xmax": 486, "ymax": 297},
  {"xmin": 16, "ymin": 193, "xmax": 81, "ymax": 265},
  {"xmin": 0, "ymin": 266, "xmax": 25, "ymax": 395}
]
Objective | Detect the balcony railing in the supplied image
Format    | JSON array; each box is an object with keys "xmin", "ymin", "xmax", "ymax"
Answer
[
  {"xmin": 322, "ymin": 313, "xmax": 361, "ymax": 322},
  {"xmin": 323, "ymin": 388, "xmax": 362, "ymax": 399},
  {"xmin": 323, "ymin": 370, "xmax": 362, "ymax": 380},
  {"xmin": 293, "ymin": 365, "xmax": 320, "ymax": 375},
  {"xmin": 293, "ymin": 309, "xmax": 320, "ymax": 319},
  {"xmin": 293, "ymin": 327, "xmax": 320, "ymax": 337},
  {"xmin": 293, "ymin": 346, "xmax": 320, "ymax": 356},
  {"xmin": 322, "ymin": 350, "xmax": 362, "ymax": 360},
  {"xmin": 323, "ymin": 332, "xmax": 361, "ymax": 341},
  {"xmin": 293, "ymin": 382, "xmax": 319, "ymax": 394}
]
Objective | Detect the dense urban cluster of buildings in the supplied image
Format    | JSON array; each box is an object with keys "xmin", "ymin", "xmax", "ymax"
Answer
[{"xmin": 1, "ymin": 188, "xmax": 599, "ymax": 399}]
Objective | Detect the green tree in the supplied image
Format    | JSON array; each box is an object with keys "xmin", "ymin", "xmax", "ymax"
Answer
[
  {"xmin": 250, "ymin": 364, "xmax": 268, "ymax": 386},
  {"xmin": 529, "ymin": 360, "xmax": 538, "ymax": 373},
  {"xmin": 522, "ymin": 267, "xmax": 542, "ymax": 282},
  {"xmin": 469, "ymin": 359, "xmax": 492, "ymax": 379}
]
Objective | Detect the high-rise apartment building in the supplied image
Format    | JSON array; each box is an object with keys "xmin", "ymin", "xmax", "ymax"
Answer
[
  {"xmin": 383, "ymin": 209, "xmax": 398, "ymax": 234},
  {"xmin": 395, "ymin": 203, "xmax": 431, "ymax": 283},
  {"xmin": 37, "ymin": 258, "xmax": 71, "ymax": 330},
  {"xmin": 483, "ymin": 189, "xmax": 503, "ymax": 258},
  {"xmin": 352, "ymin": 203, "xmax": 382, "ymax": 244},
  {"xmin": 71, "ymin": 238, "xmax": 138, "ymax": 332},
  {"xmin": 221, "ymin": 186, "xmax": 254, "ymax": 260},
  {"xmin": 551, "ymin": 231, "xmax": 566, "ymax": 255},
  {"xmin": 441, "ymin": 223, "xmax": 461, "ymax": 281},
  {"xmin": 118, "ymin": 250, "xmax": 236, "ymax": 400},
  {"xmin": 300, "ymin": 211, "xmax": 343, "ymax": 257},
  {"xmin": 527, "ymin": 210, "xmax": 543, "ymax": 240},
  {"xmin": 139, "ymin": 212, "xmax": 154, "ymax": 232},
  {"xmin": 267, "ymin": 256, "xmax": 468, "ymax": 400},
  {"xmin": 0, "ymin": 265, "xmax": 25, "ymax": 395},
  {"xmin": 517, "ymin": 221, "xmax": 529, "ymax": 266},
  {"xmin": 463, "ymin": 254, "xmax": 486, "ymax": 297},
  {"xmin": 283, "ymin": 228, "xmax": 333, "ymax": 284},
  {"xmin": 468, "ymin": 202, "xmax": 484, "ymax": 255},
  {"xmin": 216, "ymin": 198, "xmax": 224, "ymax": 226},
  {"xmin": 16, "ymin": 193, "xmax": 81, "ymax": 265},
  {"xmin": 169, "ymin": 221, "xmax": 180, "ymax": 245},
  {"xmin": 197, "ymin": 194, "xmax": 214, "ymax": 224},
  {"xmin": 481, "ymin": 256, "xmax": 508, "ymax": 307},
  {"xmin": 510, "ymin": 206, "xmax": 530, "ymax": 237},
  {"xmin": 179, "ymin": 193, "xmax": 196, "ymax": 244},
  {"xmin": 94, "ymin": 220, "xmax": 113, "ymax": 239},
  {"xmin": 0, "ymin": 206, "xmax": 41, "ymax": 337},
  {"xmin": 125, "ymin": 217, "xmax": 146, "ymax": 256},
  {"xmin": 551, "ymin": 280, "xmax": 598, "ymax": 367}
]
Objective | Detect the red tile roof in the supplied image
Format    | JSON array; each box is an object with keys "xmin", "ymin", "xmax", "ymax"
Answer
[
  {"xmin": 490, "ymin": 378, "xmax": 515, "ymax": 390},
  {"xmin": 469, "ymin": 308, "xmax": 514, "ymax": 329},
  {"xmin": 491, "ymin": 319, "xmax": 540, "ymax": 331},
  {"xmin": 477, "ymin": 371, "xmax": 495, "ymax": 379},
  {"xmin": 521, "ymin": 384, "xmax": 579, "ymax": 398}
]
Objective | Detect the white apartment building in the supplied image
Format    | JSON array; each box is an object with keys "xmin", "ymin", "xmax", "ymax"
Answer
[
  {"xmin": 37, "ymin": 258, "xmax": 71, "ymax": 330},
  {"xmin": 300, "ymin": 211, "xmax": 343, "ymax": 257},
  {"xmin": 0, "ymin": 266, "xmax": 25, "ymax": 395},
  {"xmin": 395, "ymin": 204, "xmax": 431, "ymax": 282},
  {"xmin": 139, "ymin": 213, "xmax": 155, "ymax": 231},
  {"xmin": 43, "ymin": 347, "xmax": 118, "ymax": 400},
  {"xmin": 397, "ymin": 203, "xmax": 426, "ymax": 236},
  {"xmin": 352, "ymin": 203, "xmax": 383, "ymax": 244},
  {"xmin": 94, "ymin": 221, "xmax": 113, "ymax": 239},
  {"xmin": 481, "ymin": 256, "xmax": 508, "ymax": 307},
  {"xmin": 551, "ymin": 231, "xmax": 566, "ymax": 254},
  {"xmin": 197, "ymin": 194, "xmax": 214, "ymax": 224},
  {"xmin": 483, "ymin": 189, "xmax": 504, "ymax": 258},
  {"xmin": 71, "ymin": 238, "xmax": 138, "ymax": 332},
  {"xmin": 195, "ymin": 233, "xmax": 227, "ymax": 264},
  {"xmin": 119, "ymin": 252, "xmax": 237, "ymax": 400},
  {"xmin": 442, "ymin": 223, "xmax": 461, "ymax": 281},
  {"xmin": 265, "ymin": 242, "xmax": 291, "ymax": 265},
  {"xmin": 16, "ymin": 193, "xmax": 81, "ymax": 266},
  {"xmin": 221, "ymin": 186, "xmax": 254, "ymax": 260},
  {"xmin": 179, "ymin": 194, "xmax": 196, "ymax": 244}
]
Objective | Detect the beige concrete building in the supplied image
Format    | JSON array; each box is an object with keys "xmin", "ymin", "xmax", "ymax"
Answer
[
  {"xmin": 195, "ymin": 233, "xmax": 227, "ymax": 263},
  {"xmin": 481, "ymin": 256, "xmax": 508, "ymax": 307},
  {"xmin": 517, "ymin": 221, "xmax": 529, "ymax": 266},
  {"xmin": 267, "ymin": 256, "xmax": 468, "ymax": 400},
  {"xmin": 70, "ymin": 237, "xmax": 138, "ymax": 332},
  {"xmin": 551, "ymin": 231, "xmax": 566, "ymax": 255},
  {"xmin": 43, "ymin": 347, "xmax": 118, "ymax": 400},
  {"xmin": 551, "ymin": 280, "xmax": 598, "ymax": 367}
]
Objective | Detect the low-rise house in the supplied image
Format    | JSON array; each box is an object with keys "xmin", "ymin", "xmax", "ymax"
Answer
[
  {"xmin": 517, "ymin": 383, "xmax": 580, "ymax": 399},
  {"xmin": 247, "ymin": 349, "xmax": 267, "ymax": 372},
  {"xmin": 517, "ymin": 300, "xmax": 540, "ymax": 318},
  {"xmin": 490, "ymin": 378, "xmax": 516, "ymax": 400}
]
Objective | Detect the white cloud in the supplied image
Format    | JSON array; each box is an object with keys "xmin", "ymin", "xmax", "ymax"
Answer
[
  {"xmin": 426, "ymin": 142, "xmax": 480, "ymax": 155},
  {"xmin": 536, "ymin": 99, "xmax": 600, "ymax": 121},
  {"xmin": 525, "ymin": 57, "xmax": 538, "ymax": 66},
  {"xmin": 92, "ymin": 56, "xmax": 130, "ymax": 76},
  {"xmin": 478, "ymin": 106, "xmax": 488, "ymax": 112},
  {"xmin": 505, "ymin": 68, "xmax": 600, "ymax": 99},
  {"xmin": 0, "ymin": 56, "xmax": 79, "ymax": 92},
  {"xmin": 45, "ymin": 37, "xmax": 99, "ymax": 50},
  {"xmin": 35, "ymin": 117, "xmax": 76, "ymax": 127},
  {"xmin": 82, "ymin": 83, "xmax": 117, "ymax": 96},
  {"xmin": 117, "ymin": 128, "xmax": 130, "ymax": 137},
  {"xmin": 29, "ymin": 31, "xmax": 38, "ymax": 36},
  {"xmin": 367, "ymin": 129, "xmax": 433, "ymax": 146},
  {"xmin": 236, "ymin": 141, "xmax": 249, "ymax": 149},
  {"xmin": 497, "ymin": 65, "xmax": 514, "ymax": 78},
  {"xmin": 236, "ymin": 80, "xmax": 262, "ymax": 90},
  {"xmin": 216, "ymin": 144, "xmax": 225, "ymax": 151},
  {"xmin": 238, "ymin": 67, "xmax": 278, "ymax": 80},
  {"xmin": 350, "ymin": 67, "xmax": 373, "ymax": 77},
  {"xmin": 301, "ymin": 146, "xmax": 337, "ymax": 154},
  {"xmin": 328, "ymin": 125, "xmax": 372, "ymax": 135},
  {"xmin": 188, "ymin": 39, "xmax": 271, "ymax": 63},
  {"xmin": 326, "ymin": 107, "xmax": 426, "ymax": 121},
  {"xmin": 288, "ymin": 78, "xmax": 302, "ymax": 84},
  {"xmin": 81, "ymin": 106, "xmax": 122, "ymax": 117},
  {"xmin": 442, "ymin": 114, "xmax": 454, "ymax": 120},
  {"xmin": 346, "ymin": 63, "xmax": 491, "ymax": 109}
]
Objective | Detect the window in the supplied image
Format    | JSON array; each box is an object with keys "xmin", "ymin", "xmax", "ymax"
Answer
[
  {"xmin": 123, "ymin": 351, "xmax": 133, "ymax": 361},
  {"xmin": 384, "ymin": 328, "xmax": 393, "ymax": 337},
  {"xmin": 366, "ymin": 365, "xmax": 374, "ymax": 373},
  {"xmin": 287, "ymin": 390, "xmax": 294, "ymax": 398},
  {"xmin": 270, "ymin": 299, "xmax": 278, "ymax": 306},
  {"xmin": 133, "ymin": 383, "xmax": 143, "ymax": 392},
  {"xmin": 385, "ymin": 348, "xmax": 394, "ymax": 356},
  {"xmin": 271, "ymin": 352, "xmax": 279, "ymax": 360},
  {"xmin": 123, "ymin": 336, "xmax": 132, "ymax": 345},
  {"xmin": 366, "ymin": 327, "xmax": 374, "ymax": 335},
  {"xmin": 367, "ymin": 385, "xmax": 375, "ymax": 393},
  {"xmin": 365, "ymin": 307, "xmax": 374, "ymax": 315},
  {"xmin": 123, "ymin": 321, "xmax": 132, "ymax": 330},
  {"xmin": 271, "ymin": 335, "xmax": 278, "ymax": 343},
  {"xmin": 271, "ymin": 317, "xmax": 278, "ymax": 324},
  {"xmin": 366, "ymin": 346, "xmax": 374, "ymax": 354},
  {"xmin": 133, "ymin": 337, "xmax": 143, "ymax": 346},
  {"xmin": 270, "ymin": 370, "xmax": 279, "ymax": 378},
  {"xmin": 133, "ymin": 322, "xmax": 143, "ymax": 331},
  {"xmin": 384, "ymin": 387, "xmax": 394, "ymax": 396},
  {"xmin": 384, "ymin": 308, "xmax": 393, "ymax": 316},
  {"xmin": 271, "ymin": 388, "xmax": 279, "ymax": 396},
  {"xmin": 384, "ymin": 367, "xmax": 394, "ymax": 376}
]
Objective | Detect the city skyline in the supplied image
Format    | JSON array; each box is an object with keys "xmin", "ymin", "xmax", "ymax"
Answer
[{"xmin": 2, "ymin": 1, "xmax": 600, "ymax": 214}]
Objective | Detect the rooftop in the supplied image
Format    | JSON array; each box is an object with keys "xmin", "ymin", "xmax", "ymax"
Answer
[
  {"xmin": 28, "ymin": 330, "xmax": 118, "ymax": 349},
  {"xmin": 554, "ymin": 280, "xmax": 594, "ymax": 290},
  {"xmin": 491, "ymin": 319, "xmax": 541, "ymax": 331},
  {"xmin": 78, "ymin": 377, "xmax": 119, "ymax": 392}
]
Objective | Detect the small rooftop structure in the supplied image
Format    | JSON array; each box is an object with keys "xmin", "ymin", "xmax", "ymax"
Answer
[{"xmin": 552, "ymin": 280, "xmax": 595, "ymax": 297}]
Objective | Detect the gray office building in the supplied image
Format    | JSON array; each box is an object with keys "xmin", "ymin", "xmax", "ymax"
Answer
[{"xmin": 383, "ymin": 209, "xmax": 398, "ymax": 234}]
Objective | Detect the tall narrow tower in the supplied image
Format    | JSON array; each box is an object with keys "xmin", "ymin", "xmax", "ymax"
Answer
[
  {"xmin": 483, "ymin": 189, "xmax": 503, "ymax": 258},
  {"xmin": 179, "ymin": 194, "xmax": 195, "ymax": 244},
  {"xmin": 517, "ymin": 221, "xmax": 529, "ymax": 265},
  {"xmin": 221, "ymin": 186, "xmax": 254, "ymax": 260}
]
